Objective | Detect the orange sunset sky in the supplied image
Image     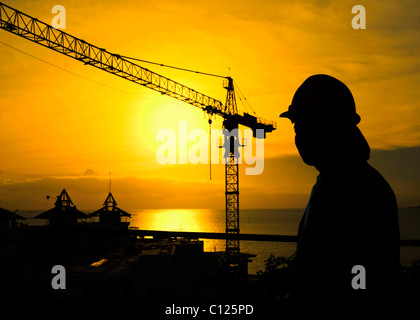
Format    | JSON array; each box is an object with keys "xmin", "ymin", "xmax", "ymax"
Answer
[{"xmin": 0, "ymin": 0, "xmax": 420, "ymax": 210}]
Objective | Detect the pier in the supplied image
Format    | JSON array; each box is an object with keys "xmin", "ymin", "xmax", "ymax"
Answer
[{"xmin": 127, "ymin": 229, "xmax": 420, "ymax": 246}]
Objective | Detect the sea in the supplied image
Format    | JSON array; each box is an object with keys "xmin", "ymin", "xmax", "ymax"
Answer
[{"xmin": 20, "ymin": 208, "xmax": 420, "ymax": 275}]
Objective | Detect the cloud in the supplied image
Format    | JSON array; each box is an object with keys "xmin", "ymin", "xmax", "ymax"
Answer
[
  {"xmin": 83, "ymin": 169, "xmax": 99, "ymax": 176},
  {"xmin": 0, "ymin": 175, "xmax": 224, "ymax": 211},
  {"xmin": 1, "ymin": 146, "xmax": 419, "ymax": 210},
  {"xmin": 1, "ymin": 0, "xmax": 420, "ymax": 211}
]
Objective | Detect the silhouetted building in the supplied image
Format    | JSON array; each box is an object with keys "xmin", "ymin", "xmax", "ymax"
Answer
[
  {"xmin": 89, "ymin": 192, "xmax": 131, "ymax": 228},
  {"xmin": 34, "ymin": 189, "xmax": 88, "ymax": 226},
  {"xmin": 0, "ymin": 207, "xmax": 26, "ymax": 229}
]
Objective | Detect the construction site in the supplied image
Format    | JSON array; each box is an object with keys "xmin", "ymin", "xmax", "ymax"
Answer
[
  {"xmin": 0, "ymin": 2, "xmax": 278, "ymax": 303},
  {"xmin": 0, "ymin": 188, "xmax": 279, "ymax": 302},
  {"xmin": 2, "ymin": 2, "xmax": 420, "ymax": 313}
]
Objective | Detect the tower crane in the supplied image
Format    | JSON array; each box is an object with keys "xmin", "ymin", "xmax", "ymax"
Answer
[{"xmin": 0, "ymin": 2, "xmax": 277, "ymax": 275}]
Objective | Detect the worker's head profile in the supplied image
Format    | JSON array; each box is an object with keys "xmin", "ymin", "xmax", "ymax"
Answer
[{"xmin": 280, "ymin": 74, "xmax": 370, "ymax": 169}]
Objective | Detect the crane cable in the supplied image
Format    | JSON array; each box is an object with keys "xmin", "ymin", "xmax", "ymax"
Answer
[
  {"xmin": 234, "ymin": 80, "xmax": 257, "ymax": 116},
  {"xmin": 122, "ymin": 54, "xmax": 259, "ymax": 118},
  {"xmin": 119, "ymin": 55, "xmax": 227, "ymax": 79},
  {"xmin": 0, "ymin": 40, "xmax": 146, "ymax": 99}
]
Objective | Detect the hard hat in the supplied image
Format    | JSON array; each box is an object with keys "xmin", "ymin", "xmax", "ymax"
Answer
[{"xmin": 279, "ymin": 74, "xmax": 361, "ymax": 124}]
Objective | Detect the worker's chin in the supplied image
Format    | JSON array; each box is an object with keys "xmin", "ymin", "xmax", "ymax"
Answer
[
  {"xmin": 301, "ymin": 157, "xmax": 317, "ymax": 167},
  {"xmin": 297, "ymin": 150, "xmax": 317, "ymax": 167}
]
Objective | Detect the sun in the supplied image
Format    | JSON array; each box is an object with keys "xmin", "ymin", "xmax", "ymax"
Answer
[{"xmin": 131, "ymin": 96, "xmax": 214, "ymax": 160}]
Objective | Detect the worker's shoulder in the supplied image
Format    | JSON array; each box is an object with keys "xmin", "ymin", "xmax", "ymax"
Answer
[
  {"xmin": 350, "ymin": 162, "xmax": 397, "ymax": 210},
  {"xmin": 335, "ymin": 161, "xmax": 392, "ymax": 187},
  {"xmin": 318, "ymin": 161, "xmax": 396, "ymax": 201},
  {"xmin": 359, "ymin": 162, "xmax": 394, "ymax": 190}
]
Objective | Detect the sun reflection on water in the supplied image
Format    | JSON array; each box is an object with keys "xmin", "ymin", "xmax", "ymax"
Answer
[
  {"xmin": 130, "ymin": 208, "xmax": 225, "ymax": 252},
  {"xmin": 130, "ymin": 208, "xmax": 223, "ymax": 233}
]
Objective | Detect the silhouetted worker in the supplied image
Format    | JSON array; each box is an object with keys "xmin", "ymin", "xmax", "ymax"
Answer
[{"xmin": 279, "ymin": 74, "xmax": 400, "ymax": 309}]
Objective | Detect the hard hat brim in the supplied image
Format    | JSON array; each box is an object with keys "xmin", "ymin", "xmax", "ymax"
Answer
[{"xmin": 279, "ymin": 110, "xmax": 295, "ymax": 123}]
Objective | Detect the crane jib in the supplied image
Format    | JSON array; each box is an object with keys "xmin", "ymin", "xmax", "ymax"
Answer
[
  {"xmin": 0, "ymin": 1, "xmax": 276, "ymax": 133},
  {"xmin": 0, "ymin": 2, "xmax": 222, "ymax": 110}
]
